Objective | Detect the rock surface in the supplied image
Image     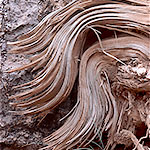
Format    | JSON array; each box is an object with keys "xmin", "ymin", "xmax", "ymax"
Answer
[{"xmin": 0, "ymin": 0, "xmax": 73, "ymax": 150}]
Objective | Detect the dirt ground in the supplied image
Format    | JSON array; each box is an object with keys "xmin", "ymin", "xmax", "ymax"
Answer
[{"xmin": 0, "ymin": 0, "xmax": 74, "ymax": 150}]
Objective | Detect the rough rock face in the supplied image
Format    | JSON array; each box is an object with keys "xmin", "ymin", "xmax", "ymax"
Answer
[{"xmin": 0, "ymin": 0, "xmax": 73, "ymax": 150}]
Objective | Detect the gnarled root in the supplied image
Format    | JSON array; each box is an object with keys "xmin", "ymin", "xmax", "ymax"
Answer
[
  {"xmin": 8, "ymin": 0, "xmax": 150, "ymax": 149},
  {"xmin": 115, "ymin": 129, "xmax": 145, "ymax": 150}
]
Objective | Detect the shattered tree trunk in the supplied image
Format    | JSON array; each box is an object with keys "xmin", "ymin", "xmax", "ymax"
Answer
[{"xmin": 1, "ymin": 0, "xmax": 150, "ymax": 150}]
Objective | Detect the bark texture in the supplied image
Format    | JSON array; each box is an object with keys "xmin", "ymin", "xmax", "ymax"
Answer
[{"xmin": 1, "ymin": 0, "xmax": 150, "ymax": 150}]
